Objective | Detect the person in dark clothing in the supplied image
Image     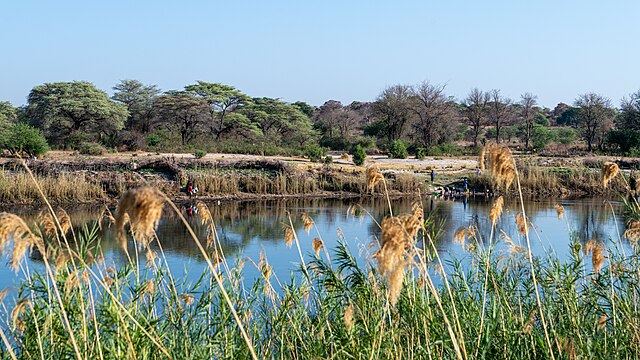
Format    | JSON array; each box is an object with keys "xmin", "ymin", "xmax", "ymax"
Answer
[{"xmin": 430, "ymin": 169, "xmax": 435, "ymax": 182}]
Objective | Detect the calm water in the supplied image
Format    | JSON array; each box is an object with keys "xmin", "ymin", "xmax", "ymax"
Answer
[{"xmin": 0, "ymin": 196, "xmax": 629, "ymax": 291}]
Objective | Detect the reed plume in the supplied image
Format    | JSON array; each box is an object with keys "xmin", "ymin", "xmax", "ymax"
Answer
[
  {"xmin": 301, "ymin": 213, "xmax": 314, "ymax": 233},
  {"xmin": 366, "ymin": 166, "xmax": 384, "ymax": 193},
  {"xmin": 259, "ymin": 250, "xmax": 272, "ymax": 280},
  {"xmin": 196, "ymin": 202, "xmax": 213, "ymax": 225},
  {"xmin": 141, "ymin": 279, "xmax": 156, "ymax": 297},
  {"xmin": 516, "ymin": 213, "xmax": 528, "ymax": 236},
  {"xmin": 583, "ymin": 239, "xmax": 597, "ymax": 256},
  {"xmin": 623, "ymin": 220, "xmax": 640, "ymax": 244},
  {"xmin": 312, "ymin": 237, "xmax": 324, "ymax": 256},
  {"xmin": 181, "ymin": 293, "xmax": 195, "ymax": 307},
  {"xmin": 489, "ymin": 196, "xmax": 504, "ymax": 225},
  {"xmin": 453, "ymin": 227, "xmax": 472, "ymax": 248},
  {"xmin": 284, "ymin": 225, "xmax": 294, "ymax": 248},
  {"xmin": 0, "ymin": 212, "xmax": 43, "ymax": 271},
  {"xmin": 57, "ymin": 208, "xmax": 72, "ymax": 235},
  {"xmin": 478, "ymin": 146, "xmax": 487, "ymax": 172},
  {"xmin": 481, "ymin": 144, "xmax": 516, "ymax": 190},
  {"xmin": 115, "ymin": 187, "xmax": 164, "ymax": 249},
  {"xmin": 38, "ymin": 211, "xmax": 57, "ymax": 236},
  {"xmin": 597, "ymin": 314, "xmax": 607, "ymax": 330},
  {"xmin": 11, "ymin": 298, "xmax": 30, "ymax": 332},
  {"xmin": 344, "ymin": 304, "xmax": 354, "ymax": 332},
  {"xmin": 501, "ymin": 230, "xmax": 525, "ymax": 255},
  {"xmin": 554, "ymin": 204, "xmax": 565, "ymax": 220},
  {"xmin": 592, "ymin": 242, "xmax": 605, "ymax": 274},
  {"xmin": 601, "ymin": 162, "xmax": 619, "ymax": 189}
]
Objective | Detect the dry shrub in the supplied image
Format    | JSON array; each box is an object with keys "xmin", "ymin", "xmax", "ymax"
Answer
[{"xmin": 115, "ymin": 187, "xmax": 164, "ymax": 249}]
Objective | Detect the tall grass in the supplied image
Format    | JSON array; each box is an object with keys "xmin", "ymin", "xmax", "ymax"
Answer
[
  {"xmin": 1, "ymin": 156, "xmax": 639, "ymax": 359},
  {"xmin": 0, "ymin": 171, "xmax": 104, "ymax": 204}
]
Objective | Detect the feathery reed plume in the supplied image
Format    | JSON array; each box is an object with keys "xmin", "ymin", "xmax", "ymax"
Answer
[
  {"xmin": 523, "ymin": 311, "xmax": 535, "ymax": 334},
  {"xmin": 54, "ymin": 251, "xmax": 71, "ymax": 269},
  {"xmin": 312, "ymin": 237, "xmax": 324, "ymax": 256},
  {"xmin": 141, "ymin": 279, "xmax": 156, "ymax": 297},
  {"xmin": 366, "ymin": 166, "xmax": 384, "ymax": 192},
  {"xmin": 301, "ymin": 213, "xmax": 314, "ymax": 233},
  {"xmin": 623, "ymin": 220, "xmax": 640, "ymax": 245},
  {"xmin": 64, "ymin": 270, "xmax": 83, "ymax": 296},
  {"xmin": 501, "ymin": 230, "xmax": 525, "ymax": 255},
  {"xmin": 375, "ymin": 209, "xmax": 423, "ymax": 305},
  {"xmin": 181, "ymin": 293, "xmax": 195, "ymax": 307},
  {"xmin": 554, "ymin": 204, "xmax": 565, "ymax": 220},
  {"xmin": 597, "ymin": 314, "xmax": 607, "ymax": 330},
  {"xmin": 259, "ymin": 250, "xmax": 272, "ymax": 280},
  {"xmin": 0, "ymin": 213, "xmax": 43, "ymax": 271},
  {"xmin": 583, "ymin": 239, "xmax": 597, "ymax": 256},
  {"xmin": 592, "ymin": 242, "xmax": 605, "ymax": 274},
  {"xmin": 0, "ymin": 287, "xmax": 9, "ymax": 303},
  {"xmin": 601, "ymin": 162, "xmax": 620, "ymax": 189},
  {"xmin": 11, "ymin": 299, "xmax": 30, "ymax": 332},
  {"xmin": 478, "ymin": 146, "xmax": 487, "ymax": 172},
  {"xmin": 38, "ymin": 211, "xmax": 57, "ymax": 236},
  {"xmin": 57, "ymin": 208, "xmax": 72, "ymax": 235},
  {"xmin": 343, "ymin": 304, "xmax": 354, "ymax": 332},
  {"xmin": 195, "ymin": 202, "xmax": 212, "ymax": 225},
  {"xmin": 482, "ymin": 144, "xmax": 516, "ymax": 190},
  {"xmin": 516, "ymin": 213, "xmax": 528, "ymax": 236},
  {"xmin": 284, "ymin": 225, "xmax": 294, "ymax": 248},
  {"xmin": 145, "ymin": 249, "xmax": 158, "ymax": 267},
  {"xmin": 489, "ymin": 196, "xmax": 504, "ymax": 225},
  {"xmin": 115, "ymin": 187, "xmax": 164, "ymax": 249},
  {"xmin": 453, "ymin": 227, "xmax": 471, "ymax": 248}
]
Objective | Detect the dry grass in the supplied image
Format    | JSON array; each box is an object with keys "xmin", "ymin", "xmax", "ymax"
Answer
[{"xmin": 0, "ymin": 171, "xmax": 104, "ymax": 204}]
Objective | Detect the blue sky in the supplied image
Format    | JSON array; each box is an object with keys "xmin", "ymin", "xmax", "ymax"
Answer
[{"xmin": 1, "ymin": 0, "xmax": 639, "ymax": 108}]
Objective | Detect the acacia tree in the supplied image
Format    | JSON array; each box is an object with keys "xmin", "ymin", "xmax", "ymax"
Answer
[
  {"xmin": 0, "ymin": 102, "xmax": 17, "ymax": 123},
  {"xmin": 185, "ymin": 81, "xmax": 253, "ymax": 139},
  {"xmin": 112, "ymin": 80, "xmax": 160, "ymax": 133},
  {"xmin": 410, "ymin": 81, "xmax": 456, "ymax": 147},
  {"xmin": 488, "ymin": 89, "xmax": 512, "ymax": 143},
  {"xmin": 373, "ymin": 85, "xmax": 414, "ymax": 144},
  {"xmin": 519, "ymin": 92, "xmax": 538, "ymax": 150},
  {"xmin": 574, "ymin": 93, "xmax": 614, "ymax": 152},
  {"xmin": 153, "ymin": 93, "xmax": 210, "ymax": 145},
  {"xmin": 463, "ymin": 88, "xmax": 490, "ymax": 146},
  {"xmin": 25, "ymin": 81, "xmax": 128, "ymax": 147},
  {"xmin": 243, "ymin": 97, "xmax": 315, "ymax": 147}
]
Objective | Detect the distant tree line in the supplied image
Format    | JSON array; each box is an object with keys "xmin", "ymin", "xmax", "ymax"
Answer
[{"xmin": 1, "ymin": 80, "xmax": 640, "ymax": 158}]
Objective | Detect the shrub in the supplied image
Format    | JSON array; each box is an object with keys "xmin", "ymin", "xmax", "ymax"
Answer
[
  {"xmin": 553, "ymin": 127, "xmax": 578, "ymax": 145},
  {"xmin": 78, "ymin": 142, "xmax": 107, "ymax": 156},
  {"xmin": 606, "ymin": 130, "xmax": 640, "ymax": 154},
  {"xmin": 0, "ymin": 123, "xmax": 49, "ymax": 157},
  {"xmin": 193, "ymin": 150, "xmax": 207, "ymax": 159},
  {"xmin": 350, "ymin": 145, "xmax": 366, "ymax": 166},
  {"xmin": 388, "ymin": 140, "xmax": 408, "ymax": 159},
  {"xmin": 323, "ymin": 155, "xmax": 333, "ymax": 164},
  {"xmin": 415, "ymin": 147, "xmax": 426, "ymax": 160},
  {"xmin": 531, "ymin": 126, "xmax": 554, "ymax": 152},
  {"xmin": 145, "ymin": 133, "xmax": 162, "ymax": 147},
  {"xmin": 305, "ymin": 145, "xmax": 325, "ymax": 162}
]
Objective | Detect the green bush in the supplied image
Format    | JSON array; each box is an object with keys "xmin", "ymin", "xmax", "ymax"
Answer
[
  {"xmin": 78, "ymin": 142, "xmax": 107, "ymax": 156},
  {"xmin": 531, "ymin": 126, "xmax": 554, "ymax": 152},
  {"xmin": 193, "ymin": 150, "xmax": 207, "ymax": 159},
  {"xmin": 305, "ymin": 145, "xmax": 325, "ymax": 162},
  {"xmin": 146, "ymin": 133, "xmax": 162, "ymax": 147},
  {"xmin": 606, "ymin": 130, "xmax": 640, "ymax": 154},
  {"xmin": 350, "ymin": 145, "xmax": 366, "ymax": 166},
  {"xmin": 388, "ymin": 140, "xmax": 408, "ymax": 159},
  {"xmin": 415, "ymin": 147, "xmax": 426, "ymax": 160},
  {"xmin": 0, "ymin": 123, "xmax": 49, "ymax": 157},
  {"xmin": 426, "ymin": 143, "xmax": 462, "ymax": 156}
]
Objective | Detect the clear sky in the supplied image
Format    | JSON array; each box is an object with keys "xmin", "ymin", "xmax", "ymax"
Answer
[{"xmin": 1, "ymin": 0, "xmax": 639, "ymax": 108}]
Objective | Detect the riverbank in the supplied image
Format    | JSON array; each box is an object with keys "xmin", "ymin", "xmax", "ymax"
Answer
[{"xmin": 0, "ymin": 151, "xmax": 634, "ymax": 205}]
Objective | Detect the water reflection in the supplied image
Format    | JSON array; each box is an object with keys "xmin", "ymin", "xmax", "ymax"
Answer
[{"xmin": 0, "ymin": 196, "xmax": 628, "ymax": 290}]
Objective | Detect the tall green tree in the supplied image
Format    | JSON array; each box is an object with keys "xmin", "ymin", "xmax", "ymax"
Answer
[
  {"xmin": 185, "ymin": 81, "xmax": 253, "ymax": 139},
  {"xmin": 112, "ymin": 80, "xmax": 160, "ymax": 133},
  {"xmin": 153, "ymin": 93, "xmax": 210, "ymax": 145},
  {"xmin": 243, "ymin": 97, "xmax": 315, "ymax": 147},
  {"xmin": 0, "ymin": 102, "xmax": 18, "ymax": 123},
  {"xmin": 25, "ymin": 81, "xmax": 128, "ymax": 147},
  {"xmin": 619, "ymin": 89, "xmax": 640, "ymax": 130}
]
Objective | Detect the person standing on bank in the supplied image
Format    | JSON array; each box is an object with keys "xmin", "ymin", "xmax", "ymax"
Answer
[{"xmin": 430, "ymin": 169, "xmax": 435, "ymax": 183}]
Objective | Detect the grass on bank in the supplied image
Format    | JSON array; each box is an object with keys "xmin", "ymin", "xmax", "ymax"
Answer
[{"xmin": 0, "ymin": 151, "xmax": 639, "ymax": 359}]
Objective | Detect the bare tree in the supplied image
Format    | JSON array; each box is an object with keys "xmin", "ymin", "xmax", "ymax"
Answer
[
  {"xmin": 619, "ymin": 90, "xmax": 640, "ymax": 130},
  {"xmin": 574, "ymin": 93, "xmax": 614, "ymax": 152},
  {"xmin": 520, "ymin": 92, "xmax": 538, "ymax": 150},
  {"xmin": 313, "ymin": 100, "xmax": 343, "ymax": 138},
  {"xmin": 488, "ymin": 89, "xmax": 512, "ymax": 143},
  {"xmin": 410, "ymin": 81, "xmax": 456, "ymax": 147},
  {"xmin": 374, "ymin": 84, "xmax": 414, "ymax": 143},
  {"xmin": 463, "ymin": 88, "xmax": 489, "ymax": 146}
]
